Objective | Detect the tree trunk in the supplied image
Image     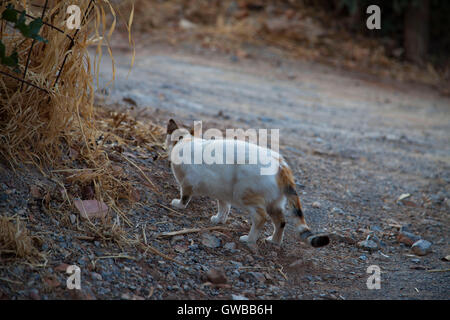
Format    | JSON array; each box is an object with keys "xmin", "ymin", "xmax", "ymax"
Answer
[{"xmin": 404, "ymin": 0, "xmax": 430, "ymax": 64}]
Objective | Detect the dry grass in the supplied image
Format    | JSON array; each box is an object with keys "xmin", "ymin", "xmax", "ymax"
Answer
[
  {"xmin": 0, "ymin": 1, "xmax": 167, "ymax": 263},
  {"xmin": 0, "ymin": 216, "xmax": 43, "ymax": 263}
]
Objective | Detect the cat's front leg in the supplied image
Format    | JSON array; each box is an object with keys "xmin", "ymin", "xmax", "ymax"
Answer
[
  {"xmin": 211, "ymin": 200, "xmax": 231, "ymax": 224},
  {"xmin": 239, "ymin": 207, "xmax": 266, "ymax": 245},
  {"xmin": 265, "ymin": 207, "xmax": 285, "ymax": 246},
  {"xmin": 171, "ymin": 185, "xmax": 192, "ymax": 209}
]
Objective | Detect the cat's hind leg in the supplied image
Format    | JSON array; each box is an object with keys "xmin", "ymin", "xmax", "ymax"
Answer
[
  {"xmin": 171, "ymin": 185, "xmax": 193, "ymax": 209},
  {"xmin": 211, "ymin": 200, "xmax": 231, "ymax": 224}
]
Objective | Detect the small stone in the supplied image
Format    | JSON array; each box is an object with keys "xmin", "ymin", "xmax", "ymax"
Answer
[
  {"xmin": 171, "ymin": 235, "xmax": 184, "ymax": 243},
  {"xmin": 174, "ymin": 244, "xmax": 187, "ymax": 253},
  {"xmin": 206, "ymin": 268, "xmax": 227, "ymax": 284},
  {"xmin": 121, "ymin": 293, "xmax": 131, "ymax": 300},
  {"xmin": 331, "ymin": 207, "xmax": 345, "ymax": 215},
  {"xmin": 179, "ymin": 19, "xmax": 197, "ymax": 30},
  {"xmin": 358, "ymin": 239, "xmax": 378, "ymax": 251},
  {"xmin": 411, "ymin": 258, "xmax": 420, "ymax": 264},
  {"xmin": 55, "ymin": 263, "xmax": 70, "ymax": 272},
  {"xmin": 188, "ymin": 244, "xmax": 199, "ymax": 251},
  {"xmin": 371, "ymin": 225, "xmax": 383, "ymax": 232},
  {"xmin": 230, "ymin": 261, "xmax": 243, "ymax": 268},
  {"xmin": 29, "ymin": 289, "xmax": 40, "ymax": 300},
  {"xmin": 248, "ymin": 272, "xmax": 266, "ymax": 283},
  {"xmin": 397, "ymin": 231, "xmax": 421, "ymax": 246},
  {"xmin": 411, "ymin": 240, "xmax": 432, "ymax": 256},
  {"xmin": 30, "ymin": 186, "xmax": 41, "ymax": 198},
  {"xmin": 312, "ymin": 202, "xmax": 321, "ymax": 208},
  {"xmin": 231, "ymin": 294, "xmax": 249, "ymax": 300},
  {"xmin": 71, "ymin": 287, "xmax": 96, "ymax": 300},
  {"xmin": 224, "ymin": 242, "xmax": 236, "ymax": 250},
  {"xmin": 91, "ymin": 272, "xmax": 102, "ymax": 281},
  {"xmin": 201, "ymin": 233, "xmax": 221, "ymax": 248},
  {"xmin": 359, "ymin": 255, "xmax": 367, "ymax": 261},
  {"xmin": 69, "ymin": 214, "xmax": 76, "ymax": 224}
]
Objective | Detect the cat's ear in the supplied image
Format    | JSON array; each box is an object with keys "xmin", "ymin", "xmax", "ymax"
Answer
[
  {"xmin": 167, "ymin": 119, "xmax": 179, "ymax": 135},
  {"xmin": 190, "ymin": 121, "xmax": 202, "ymax": 137}
]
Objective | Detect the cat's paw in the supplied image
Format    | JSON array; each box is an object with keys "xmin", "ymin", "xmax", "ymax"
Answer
[
  {"xmin": 210, "ymin": 215, "xmax": 221, "ymax": 224},
  {"xmin": 171, "ymin": 199, "xmax": 184, "ymax": 209},
  {"xmin": 265, "ymin": 236, "xmax": 281, "ymax": 246},
  {"xmin": 239, "ymin": 235, "xmax": 256, "ymax": 244},
  {"xmin": 239, "ymin": 235, "xmax": 249, "ymax": 243}
]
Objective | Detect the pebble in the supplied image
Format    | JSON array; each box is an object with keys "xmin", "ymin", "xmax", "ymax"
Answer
[
  {"xmin": 371, "ymin": 225, "xmax": 383, "ymax": 232},
  {"xmin": 331, "ymin": 207, "xmax": 345, "ymax": 215},
  {"xmin": 188, "ymin": 244, "xmax": 199, "ymax": 251},
  {"xmin": 312, "ymin": 202, "xmax": 321, "ymax": 208},
  {"xmin": 248, "ymin": 272, "xmax": 266, "ymax": 283},
  {"xmin": 224, "ymin": 242, "xmax": 236, "ymax": 250},
  {"xmin": 230, "ymin": 260, "xmax": 242, "ymax": 268},
  {"xmin": 29, "ymin": 289, "xmax": 40, "ymax": 300},
  {"xmin": 231, "ymin": 294, "xmax": 249, "ymax": 300},
  {"xmin": 201, "ymin": 233, "xmax": 221, "ymax": 248},
  {"xmin": 411, "ymin": 240, "xmax": 432, "ymax": 256},
  {"xmin": 357, "ymin": 239, "xmax": 378, "ymax": 251},
  {"xmin": 171, "ymin": 235, "xmax": 185, "ymax": 243},
  {"xmin": 206, "ymin": 268, "xmax": 227, "ymax": 284},
  {"xmin": 397, "ymin": 231, "xmax": 421, "ymax": 246},
  {"xmin": 359, "ymin": 255, "xmax": 367, "ymax": 261},
  {"xmin": 368, "ymin": 233, "xmax": 385, "ymax": 247},
  {"xmin": 69, "ymin": 214, "xmax": 76, "ymax": 224},
  {"xmin": 92, "ymin": 272, "xmax": 103, "ymax": 281}
]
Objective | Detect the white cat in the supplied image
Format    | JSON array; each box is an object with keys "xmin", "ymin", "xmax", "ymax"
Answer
[{"xmin": 165, "ymin": 119, "xmax": 329, "ymax": 248}]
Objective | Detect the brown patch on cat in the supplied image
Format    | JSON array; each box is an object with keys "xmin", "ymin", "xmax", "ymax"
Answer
[
  {"xmin": 267, "ymin": 206, "xmax": 285, "ymax": 227},
  {"xmin": 276, "ymin": 164, "xmax": 295, "ymax": 191},
  {"xmin": 276, "ymin": 163, "xmax": 309, "ymax": 229},
  {"xmin": 241, "ymin": 190, "xmax": 266, "ymax": 207}
]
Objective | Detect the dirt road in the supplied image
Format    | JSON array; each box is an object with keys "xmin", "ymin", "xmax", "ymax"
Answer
[{"xmin": 94, "ymin": 43, "xmax": 450, "ymax": 299}]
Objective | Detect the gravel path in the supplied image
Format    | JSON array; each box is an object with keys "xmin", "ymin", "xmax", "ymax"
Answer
[{"xmin": 96, "ymin": 44, "xmax": 450, "ymax": 299}]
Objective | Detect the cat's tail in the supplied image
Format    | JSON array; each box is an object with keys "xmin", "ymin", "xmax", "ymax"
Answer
[{"xmin": 277, "ymin": 162, "xmax": 329, "ymax": 248}]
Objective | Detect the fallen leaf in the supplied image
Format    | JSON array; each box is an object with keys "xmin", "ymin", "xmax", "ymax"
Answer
[{"xmin": 74, "ymin": 199, "xmax": 109, "ymax": 220}]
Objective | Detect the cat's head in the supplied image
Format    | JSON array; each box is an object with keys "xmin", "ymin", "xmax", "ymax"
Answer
[{"xmin": 165, "ymin": 119, "xmax": 194, "ymax": 151}]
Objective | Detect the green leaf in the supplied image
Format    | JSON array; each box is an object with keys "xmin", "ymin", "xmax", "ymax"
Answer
[
  {"xmin": 29, "ymin": 18, "xmax": 43, "ymax": 36},
  {"xmin": 15, "ymin": 22, "xmax": 31, "ymax": 38},
  {"xmin": 15, "ymin": 10, "xmax": 26, "ymax": 26},
  {"xmin": 1, "ymin": 51, "xmax": 19, "ymax": 67},
  {"xmin": 33, "ymin": 35, "xmax": 48, "ymax": 44},
  {"xmin": 1, "ymin": 4, "xmax": 17, "ymax": 23}
]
